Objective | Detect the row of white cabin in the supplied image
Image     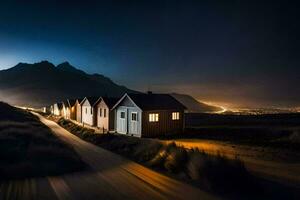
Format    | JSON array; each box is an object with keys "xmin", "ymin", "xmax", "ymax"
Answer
[{"xmin": 51, "ymin": 93, "xmax": 186, "ymax": 138}]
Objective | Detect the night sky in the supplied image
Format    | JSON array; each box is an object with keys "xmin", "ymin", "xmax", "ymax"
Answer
[{"xmin": 0, "ymin": 0, "xmax": 299, "ymax": 108}]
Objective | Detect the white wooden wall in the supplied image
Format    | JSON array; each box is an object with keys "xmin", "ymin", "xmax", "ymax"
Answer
[
  {"xmin": 81, "ymin": 100, "xmax": 94, "ymax": 126},
  {"xmin": 62, "ymin": 104, "xmax": 68, "ymax": 118},
  {"xmin": 115, "ymin": 96, "xmax": 142, "ymax": 137},
  {"xmin": 76, "ymin": 102, "xmax": 82, "ymax": 123},
  {"xmin": 53, "ymin": 104, "xmax": 60, "ymax": 116},
  {"xmin": 96, "ymin": 101, "xmax": 109, "ymax": 130}
]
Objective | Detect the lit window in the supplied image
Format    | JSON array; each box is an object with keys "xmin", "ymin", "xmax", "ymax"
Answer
[
  {"xmin": 132, "ymin": 113, "xmax": 137, "ymax": 121},
  {"xmin": 172, "ymin": 112, "xmax": 180, "ymax": 120},
  {"xmin": 120, "ymin": 112, "xmax": 125, "ymax": 118},
  {"xmin": 104, "ymin": 109, "xmax": 107, "ymax": 117},
  {"xmin": 149, "ymin": 113, "xmax": 159, "ymax": 122}
]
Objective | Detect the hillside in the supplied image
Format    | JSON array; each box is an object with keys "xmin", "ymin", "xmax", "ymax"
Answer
[
  {"xmin": 0, "ymin": 101, "xmax": 86, "ymax": 180},
  {"xmin": 0, "ymin": 61, "xmax": 136, "ymax": 107},
  {"xmin": 171, "ymin": 93, "xmax": 222, "ymax": 113},
  {"xmin": 0, "ymin": 61, "xmax": 221, "ymax": 112}
]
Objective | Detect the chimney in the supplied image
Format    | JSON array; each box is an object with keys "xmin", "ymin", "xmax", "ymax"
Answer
[{"xmin": 147, "ymin": 91, "xmax": 153, "ymax": 95}]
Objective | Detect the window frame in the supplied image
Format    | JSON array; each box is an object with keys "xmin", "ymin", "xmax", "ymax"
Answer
[
  {"xmin": 120, "ymin": 111, "xmax": 125, "ymax": 119},
  {"xmin": 172, "ymin": 112, "xmax": 180, "ymax": 120},
  {"xmin": 149, "ymin": 113, "xmax": 159, "ymax": 122},
  {"xmin": 131, "ymin": 112, "xmax": 138, "ymax": 121}
]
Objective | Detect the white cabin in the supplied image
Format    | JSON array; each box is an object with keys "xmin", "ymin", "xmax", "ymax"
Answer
[
  {"xmin": 53, "ymin": 103, "xmax": 63, "ymax": 116},
  {"xmin": 81, "ymin": 97, "xmax": 100, "ymax": 126},
  {"xmin": 112, "ymin": 93, "xmax": 186, "ymax": 138},
  {"xmin": 95, "ymin": 97, "xmax": 119, "ymax": 132},
  {"xmin": 75, "ymin": 98, "xmax": 83, "ymax": 123},
  {"xmin": 50, "ymin": 105, "xmax": 54, "ymax": 114},
  {"xmin": 62, "ymin": 101, "xmax": 70, "ymax": 119},
  {"xmin": 112, "ymin": 94, "xmax": 142, "ymax": 137}
]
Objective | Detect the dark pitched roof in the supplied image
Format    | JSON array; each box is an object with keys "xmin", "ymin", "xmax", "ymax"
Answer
[
  {"xmin": 76, "ymin": 98, "xmax": 85, "ymax": 104},
  {"xmin": 127, "ymin": 93, "xmax": 186, "ymax": 111},
  {"xmin": 57, "ymin": 102, "xmax": 63, "ymax": 109},
  {"xmin": 67, "ymin": 99, "xmax": 76, "ymax": 107},
  {"xmin": 62, "ymin": 100, "xmax": 69, "ymax": 107},
  {"xmin": 82, "ymin": 96, "xmax": 100, "ymax": 106},
  {"xmin": 101, "ymin": 97, "xmax": 119, "ymax": 109}
]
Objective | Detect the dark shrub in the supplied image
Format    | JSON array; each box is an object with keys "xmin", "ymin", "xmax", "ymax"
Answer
[
  {"xmin": 148, "ymin": 147, "xmax": 168, "ymax": 168},
  {"xmin": 134, "ymin": 140, "xmax": 163, "ymax": 162},
  {"xmin": 164, "ymin": 146, "xmax": 188, "ymax": 173},
  {"xmin": 187, "ymin": 148, "xmax": 256, "ymax": 194}
]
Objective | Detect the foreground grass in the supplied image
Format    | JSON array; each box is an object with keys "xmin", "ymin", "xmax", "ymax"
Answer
[
  {"xmin": 0, "ymin": 102, "xmax": 87, "ymax": 181},
  {"xmin": 183, "ymin": 113, "xmax": 300, "ymax": 152},
  {"xmin": 178, "ymin": 127, "xmax": 300, "ymax": 153},
  {"xmin": 57, "ymin": 118, "xmax": 260, "ymax": 197}
]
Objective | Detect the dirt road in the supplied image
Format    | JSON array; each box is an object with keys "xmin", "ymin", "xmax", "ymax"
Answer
[{"xmin": 0, "ymin": 114, "xmax": 217, "ymax": 200}]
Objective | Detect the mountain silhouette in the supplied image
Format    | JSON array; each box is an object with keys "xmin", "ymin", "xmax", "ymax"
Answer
[
  {"xmin": 0, "ymin": 61, "xmax": 136, "ymax": 107},
  {"xmin": 171, "ymin": 93, "xmax": 222, "ymax": 113},
  {"xmin": 0, "ymin": 61, "xmax": 221, "ymax": 112}
]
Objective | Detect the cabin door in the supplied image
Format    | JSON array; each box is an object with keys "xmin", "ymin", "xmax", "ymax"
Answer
[
  {"xmin": 117, "ymin": 109, "xmax": 127, "ymax": 134},
  {"xmin": 129, "ymin": 112, "xmax": 138, "ymax": 135}
]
